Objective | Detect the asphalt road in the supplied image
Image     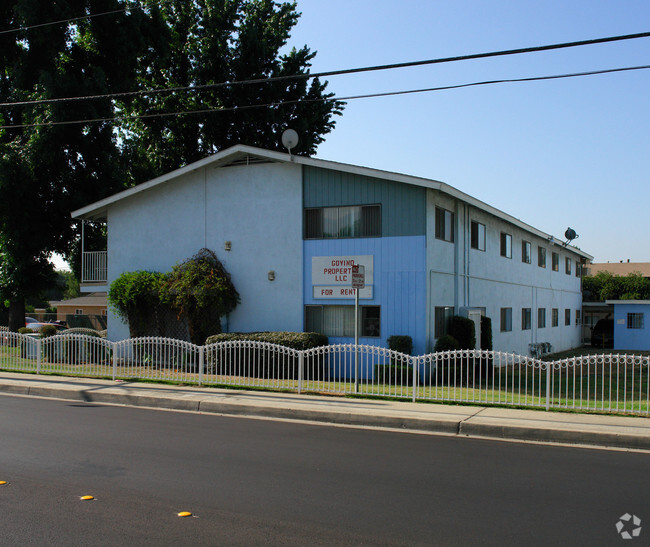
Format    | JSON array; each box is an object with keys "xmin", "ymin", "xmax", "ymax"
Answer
[{"xmin": 0, "ymin": 394, "xmax": 648, "ymax": 546}]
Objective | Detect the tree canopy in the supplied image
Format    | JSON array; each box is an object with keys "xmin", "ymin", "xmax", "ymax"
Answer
[
  {"xmin": 0, "ymin": 0, "xmax": 343, "ymax": 330},
  {"xmin": 582, "ymin": 271, "xmax": 650, "ymax": 301}
]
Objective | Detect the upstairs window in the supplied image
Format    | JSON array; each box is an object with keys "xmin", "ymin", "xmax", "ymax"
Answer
[
  {"xmin": 538, "ymin": 247, "xmax": 546, "ymax": 268},
  {"xmin": 522, "ymin": 241, "xmax": 531, "ymax": 264},
  {"xmin": 470, "ymin": 221, "xmax": 486, "ymax": 251},
  {"xmin": 500, "ymin": 233, "xmax": 512, "ymax": 258},
  {"xmin": 435, "ymin": 207, "xmax": 455, "ymax": 243},
  {"xmin": 552, "ymin": 252, "xmax": 559, "ymax": 272},
  {"xmin": 304, "ymin": 205, "xmax": 381, "ymax": 239},
  {"xmin": 565, "ymin": 257, "xmax": 572, "ymax": 275}
]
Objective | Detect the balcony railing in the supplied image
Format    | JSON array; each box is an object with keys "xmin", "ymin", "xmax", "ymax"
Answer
[{"xmin": 82, "ymin": 251, "xmax": 107, "ymax": 283}]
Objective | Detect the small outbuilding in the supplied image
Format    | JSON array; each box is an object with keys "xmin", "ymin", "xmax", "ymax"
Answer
[{"xmin": 606, "ymin": 300, "xmax": 650, "ymax": 351}]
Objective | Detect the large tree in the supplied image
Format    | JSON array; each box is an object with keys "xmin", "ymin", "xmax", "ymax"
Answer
[
  {"xmin": 120, "ymin": 0, "xmax": 343, "ymax": 178},
  {"xmin": 0, "ymin": 0, "xmax": 343, "ymax": 330},
  {"xmin": 0, "ymin": 0, "xmax": 147, "ymax": 330}
]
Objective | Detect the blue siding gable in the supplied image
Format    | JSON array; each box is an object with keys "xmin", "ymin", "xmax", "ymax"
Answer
[{"xmin": 303, "ymin": 165, "xmax": 426, "ymax": 237}]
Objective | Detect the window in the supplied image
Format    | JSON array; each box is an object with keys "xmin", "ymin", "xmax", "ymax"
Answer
[
  {"xmin": 522, "ymin": 308, "xmax": 532, "ymax": 330},
  {"xmin": 627, "ymin": 313, "xmax": 644, "ymax": 329},
  {"xmin": 470, "ymin": 221, "xmax": 486, "ymax": 251},
  {"xmin": 565, "ymin": 257, "xmax": 572, "ymax": 275},
  {"xmin": 435, "ymin": 207, "xmax": 455, "ymax": 243},
  {"xmin": 575, "ymin": 310, "xmax": 581, "ymax": 326},
  {"xmin": 538, "ymin": 247, "xmax": 546, "ymax": 268},
  {"xmin": 304, "ymin": 205, "xmax": 380, "ymax": 239},
  {"xmin": 552, "ymin": 252, "xmax": 559, "ymax": 272},
  {"xmin": 522, "ymin": 241, "xmax": 531, "ymax": 264},
  {"xmin": 362, "ymin": 306, "xmax": 381, "ymax": 337},
  {"xmin": 434, "ymin": 306, "xmax": 454, "ymax": 338},
  {"xmin": 75, "ymin": 309, "xmax": 83, "ymax": 315},
  {"xmin": 565, "ymin": 309, "xmax": 571, "ymax": 326},
  {"xmin": 500, "ymin": 307, "xmax": 512, "ymax": 332},
  {"xmin": 552, "ymin": 308, "xmax": 559, "ymax": 327},
  {"xmin": 500, "ymin": 233, "xmax": 512, "ymax": 258},
  {"xmin": 305, "ymin": 305, "xmax": 381, "ymax": 337},
  {"xmin": 538, "ymin": 308, "xmax": 546, "ymax": 329},
  {"xmin": 575, "ymin": 262, "xmax": 582, "ymax": 278}
]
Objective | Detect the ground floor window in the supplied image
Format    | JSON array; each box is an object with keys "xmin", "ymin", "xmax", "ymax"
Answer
[
  {"xmin": 434, "ymin": 306, "xmax": 454, "ymax": 338},
  {"xmin": 552, "ymin": 308, "xmax": 559, "ymax": 327},
  {"xmin": 522, "ymin": 308, "xmax": 532, "ymax": 330},
  {"xmin": 500, "ymin": 307, "xmax": 512, "ymax": 332},
  {"xmin": 538, "ymin": 308, "xmax": 546, "ymax": 329},
  {"xmin": 565, "ymin": 309, "xmax": 571, "ymax": 326},
  {"xmin": 627, "ymin": 312, "xmax": 644, "ymax": 329},
  {"xmin": 305, "ymin": 305, "xmax": 380, "ymax": 338}
]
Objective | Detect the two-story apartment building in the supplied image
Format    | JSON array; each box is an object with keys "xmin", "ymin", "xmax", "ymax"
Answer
[{"xmin": 72, "ymin": 144, "xmax": 591, "ymax": 354}]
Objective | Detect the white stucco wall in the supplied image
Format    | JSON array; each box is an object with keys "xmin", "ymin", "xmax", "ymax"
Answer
[
  {"xmin": 106, "ymin": 161, "xmax": 303, "ymax": 340},
  {"xmin": 426, "ymin": 189, "xmax": 583, "ymax": 354}
]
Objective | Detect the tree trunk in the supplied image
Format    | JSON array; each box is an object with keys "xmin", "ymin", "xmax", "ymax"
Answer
[{"xmin": 8, "ymin": 299, "xmax": 25, "ymax": 332}]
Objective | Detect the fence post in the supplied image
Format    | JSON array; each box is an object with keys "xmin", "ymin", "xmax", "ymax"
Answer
[
  {"xmin": 545, "ymin": 361, "xmax": 551, "ymax": 411},
  {"xmin": 298, "ymin": 351, "xmax": 304, "ymax": 394},
  {"xmin": 412, "ymin": 356, "xmax": 418, "ymax": 403},
  {"xmin": 198, "ymin": 346, "xmax": 204, "ymax": 386},
  {"xmin": 36, "ymin": 338, "xmax": 41, "ymax": 374},
  {"xmin": 112, "ymin": 342, "xmax": 118, "ymax": 381}
]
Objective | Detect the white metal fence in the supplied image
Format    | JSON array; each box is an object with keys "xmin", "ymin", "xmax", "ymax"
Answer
[{"xmin": 1, "ymin": 332, "xmax": 648, "ymax": 415}]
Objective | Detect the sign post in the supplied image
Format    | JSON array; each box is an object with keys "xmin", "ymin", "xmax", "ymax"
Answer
[{"xmin": 351, "ymin": 265, "xmax": 365, "ymax": 393}]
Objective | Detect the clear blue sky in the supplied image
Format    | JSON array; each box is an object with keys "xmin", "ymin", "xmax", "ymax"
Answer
[{"xmin": 281, "ymin": 0, "xmax": 650, "ymax": 263}]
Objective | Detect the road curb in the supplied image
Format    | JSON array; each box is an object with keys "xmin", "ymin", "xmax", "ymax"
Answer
[
  {"xmin": 458, "ymin": 421, "xmax": 650, "ymax": 450},
  {"xmin": 1, "ymin": 379, "xmax": 649, "ymax": 450}
]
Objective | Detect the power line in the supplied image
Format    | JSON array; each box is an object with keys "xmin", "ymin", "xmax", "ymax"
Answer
[
  {"xmin": 0, "ymin": 0, "xmax": 168, "ymax": 35},
  {"xmin": 1, "ymin": 30, "xmax": 649, "ymax": 108},
  {"xmin": 2, "ymin": 63, "xmax": 648, "ymax": 130}
]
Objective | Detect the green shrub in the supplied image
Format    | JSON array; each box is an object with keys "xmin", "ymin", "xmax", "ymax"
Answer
[
  {"xmin": 480, "ymin": 316, "xmax": 493, "ymax": 351},
  {"xmin": 206, "ymin": 331, "xmax": 328, "ymax": 350},
  {"xmin": 39, "ymin": 325, "xmax": 58, "ymax": 338},
  {"xmin": 160, "ymin": 248, "xmax": 239, "ymax": 345},
  {"xmin": 387, "ymin": 335, "xmax": 413, "ymax": 355},
  {"xmin": 448, "ymin": 316, "xmax": 476, "ymax": 349},
  {"xmin": 434, "ymin": 334, "xmax": 460, "ymax": 352},
  {"xmin": 18, "ymin": 327, "xmax": 32, "ymax": 335},
  {"xmin": 108, "ymin": 271, "xmax": 165, "ymax": 338}
]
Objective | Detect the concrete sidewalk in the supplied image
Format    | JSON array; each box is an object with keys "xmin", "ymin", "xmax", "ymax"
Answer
[{"xmin": 1, "ymin": 371, "xmax": 649, "ymax": 451}]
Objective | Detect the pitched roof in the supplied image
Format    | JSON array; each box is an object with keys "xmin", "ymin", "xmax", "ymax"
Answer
[
  {"xmin": 49, "ymin": 292, "xmax": 107, "ymax": 308},
  {"xmin": 585, "ymin": 262, "xmax": 650, "ymax": 277},
  {"xmin": 71, "ymin": 144, "xmax": 592, "ymax": 260}
]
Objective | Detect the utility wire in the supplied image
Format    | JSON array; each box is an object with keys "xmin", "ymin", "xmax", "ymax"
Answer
[
  {"xmin": 1, "ymin": 30, "xmax": 649, "ymax": 108},
  {"xmin": 0, "ymin": 0, "xmax": 168, "ymax": 35},
  {"xmin": 2, "ymin": 63, "xmax": 648, "ymax": 130}
]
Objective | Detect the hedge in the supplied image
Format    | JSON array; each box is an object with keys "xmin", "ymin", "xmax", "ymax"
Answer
[
  {"xmin": 204, "ymin": 332, "xmax": 329, "ymax": 380},
  {"xmin": 205, "ymin": 331, "xmax": 328, "ymax": 351}
]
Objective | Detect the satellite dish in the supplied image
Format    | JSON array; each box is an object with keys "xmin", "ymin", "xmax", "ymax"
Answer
[
  {"xmin": 565, "ymin": 228, "xmax": 577, "ymax": 241},
  {"xmin": 563, "ymin": 227, "xmax": 579, "ymax": 247},
  {"xmin": 281, "ymin": 129, "xmax": 299, "ymax": 155}
]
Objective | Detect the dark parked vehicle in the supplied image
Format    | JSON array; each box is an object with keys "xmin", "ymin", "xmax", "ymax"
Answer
[{"xmin": 591, "ymin": 318, "xmax": 614, "ymax": 348}]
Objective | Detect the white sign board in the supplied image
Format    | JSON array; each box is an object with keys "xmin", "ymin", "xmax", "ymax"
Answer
[
  {"xmin": 313, "ymin": 286, "xmax": 373, "ymax": 299},
  {"xmin": 312, "ymin": 255, "xmax": 373, "ymax": 299},
  {"xmin": 351, "ymin": 264, "xmax": 365, "ymax": 289}
]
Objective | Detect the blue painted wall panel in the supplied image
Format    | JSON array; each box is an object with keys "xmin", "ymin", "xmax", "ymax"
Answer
[
  {"xmin": 303, "ymin": 236, "xmax": 427, "ymax": 357},
  {"xmin": 613, "ymin": 303, "xmax": 650, "ymax": 351}
]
